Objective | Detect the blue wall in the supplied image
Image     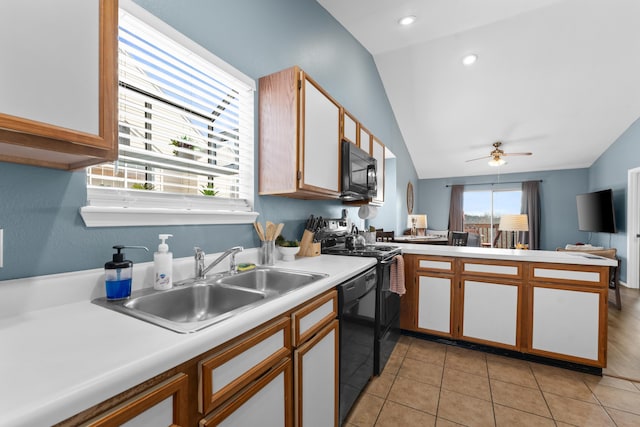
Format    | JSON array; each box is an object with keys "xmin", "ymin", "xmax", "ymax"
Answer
[
  {"xmin": 0, "ymin": 0, "xmax": 417, "ymax": 280},
  {"xmin": 417, "ymin": 169, "xmax": 590, "ymax": 252},
  {"xmin": 587, "ymin": 117, "xmax": 640, "ymax": 282},
  {"xmin": 417, "ymin": 116, "xmax": 640, "ymax": 282}
]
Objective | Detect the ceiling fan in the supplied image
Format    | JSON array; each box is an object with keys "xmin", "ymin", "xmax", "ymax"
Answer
[{"xmin": 466, "ymin": 141, "xmax": 532, "ymax": 166}]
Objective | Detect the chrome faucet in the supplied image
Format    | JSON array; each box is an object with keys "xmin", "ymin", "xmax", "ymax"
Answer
[{"xmin": 194, "ymin": 246, "xmax": 244, "ymax": 279}]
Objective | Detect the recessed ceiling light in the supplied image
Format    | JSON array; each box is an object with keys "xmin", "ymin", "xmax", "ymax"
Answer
[
  {"xmin": 398, "ymin": 15, "xmax": 417, "ymax": 26},
  {"xmin": 462, "ymin": 54, "xmax": 478, "ymax": 66}
]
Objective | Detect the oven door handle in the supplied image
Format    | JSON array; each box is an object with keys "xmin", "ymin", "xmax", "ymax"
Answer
[{"xmin": 380, "ymin": 256, "xmax": 398, "ymax": 266}]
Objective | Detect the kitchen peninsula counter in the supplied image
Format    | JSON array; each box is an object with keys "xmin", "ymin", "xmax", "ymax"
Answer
[
  {"xmin": 0, "ymin": 251, "xmax": 375, "ymax": 426},
  {"xmin": 393, "ymin": 244, "xmax": 616, "ymax": 370}
]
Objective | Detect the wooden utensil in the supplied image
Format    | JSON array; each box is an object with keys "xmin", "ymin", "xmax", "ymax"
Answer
[
  {"xmin": 275, "ymin": 223, "xmax": 284, "ymax": 240},
  {"xmin": 254, "ymin": 222, "xmax": 265, "ymax": 241},
  {"xmin": 266, "ymin": 221, "xmax": 276, "ymax": 241}
]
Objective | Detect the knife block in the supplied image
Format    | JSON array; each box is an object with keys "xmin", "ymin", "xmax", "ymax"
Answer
[{"xmin": 299, "ymin": 230, "xmax": 321, "ymax": 257}]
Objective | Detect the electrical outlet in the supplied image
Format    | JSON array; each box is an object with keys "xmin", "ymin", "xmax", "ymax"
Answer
[{"xmin": 0, "ymin": 229, "xmax": 3, "ymax": 268}]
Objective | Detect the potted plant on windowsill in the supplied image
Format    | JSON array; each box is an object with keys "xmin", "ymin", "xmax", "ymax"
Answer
[
  {"xmin": 170, "ymin": 136, "xmax": 199, "ymax": 160},
  {"xmin": 276, "ymin": 235, "xmax": 300, "ymax": 261},
  {"xmin": 200, "ymin": 182, "xmax": 218, "ymax": 196}
]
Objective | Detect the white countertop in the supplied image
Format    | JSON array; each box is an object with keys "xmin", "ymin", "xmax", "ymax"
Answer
[
  {"xmin": 395, "ymin": 244, "xmax": 618, "ymax": 267},
  {"xmin": 0, "ymin": 251, "xmax": 376, "ymax": 426}
]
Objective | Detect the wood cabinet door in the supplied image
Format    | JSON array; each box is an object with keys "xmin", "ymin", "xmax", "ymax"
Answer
[
  {"xmin": 370, "ymin": 136, "xmax": 385, "ymax": 205},
  {"xmin": 417, "ymin": 273, "xmax": 454, "ymax": 336},
  {"xmin": 85, "ymin": 374, "xmax": 189, "ymax": 427},
  {"xmin": 529, "ymin": 284, "xmax": 604, "ymax": 366},
  {"xmin": 294, "ymin": 320, "xmax": 339, "ymax": 427},
  {"xmin": 0, "ymin": 0, "xmax": 117, "ymax": 170},
  {"xmin": 299, "ymin": 75, "xmax": 340, "ymax": 195},
  {"xmin": 201, "ymin": 359, "xmax": 293, "ymax": 427},
  {"xmin": 461, "ymin": 279, "xmax": 521, "ymax": 350},
  {"xmin": 342, "ymin": 110, "xmax": 358, "ymax": 145}
]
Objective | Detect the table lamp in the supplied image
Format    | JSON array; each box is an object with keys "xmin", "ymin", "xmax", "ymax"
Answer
[
  {"xmin": 407, "ymin": 214, "xmax": 427, "ymax": 237},
  {"xmin": 498, "ymin": 214, "xmax": 529, "ymax": 249}
]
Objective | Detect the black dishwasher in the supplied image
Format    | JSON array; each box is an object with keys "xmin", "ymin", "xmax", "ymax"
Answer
[{"xmin": 338, "ymin": 266, "xmax": 377, "ymax": 425}]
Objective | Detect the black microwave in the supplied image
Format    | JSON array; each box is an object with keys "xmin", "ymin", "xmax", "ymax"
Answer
[{"xmin": 341, "ymin": 140, "xmax": 377, "ymax": 200}]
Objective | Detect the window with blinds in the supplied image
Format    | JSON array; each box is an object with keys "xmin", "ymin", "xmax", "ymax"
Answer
[{"xmin": 85, "ymin": 6, "xmax": 255, "ymax": 226}]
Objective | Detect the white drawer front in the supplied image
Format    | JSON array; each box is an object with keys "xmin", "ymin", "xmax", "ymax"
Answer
[
  {"xmin": 212, "ymin": 330, "xmax": 284, "ymax": 393},
  {"xmin": 300, "ymin": 299, "xmax": 334, "ymax": 336},
  {"xmin": 533, "ymin": 268, "xmax": 600, "ymax": 283},
  {"xmin": 419, "ymin": 259, "xmax": 452, "ymax": 270},
  {"xmin": 464, "ymin": 263, "xmax": 518, "ymax": 276},
  {"xmin": 121, "ymin": 397, "xmax": 173, "ymax": 427}
]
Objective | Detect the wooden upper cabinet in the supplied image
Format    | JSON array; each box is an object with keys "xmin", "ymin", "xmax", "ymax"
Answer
[
  {"xmin": 358, "ymin": 124, "xmax": 372, "ymax": 150},
  {"xmin": 259, "ymin": 66, "xmax": 341, "ymax": 199},
  {"xmin": 341, "ymin": 109, "xmax": 358, "ymax": 146},
  {"xmin": 370, "ymin": 135, "xmax": 385, "ymax": 205},
  {"xmin": 0, "ymin": 0, "xmax": 118, "ymax": 170}
]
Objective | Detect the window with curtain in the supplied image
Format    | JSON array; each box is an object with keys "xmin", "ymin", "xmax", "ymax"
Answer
[
  {"xmin": 82, "ymin": 5, "xmax": 257, "ymax": 227},
  {"xmin": 463, "ymin": 188, "xmax": 522, "ymax": 248}
]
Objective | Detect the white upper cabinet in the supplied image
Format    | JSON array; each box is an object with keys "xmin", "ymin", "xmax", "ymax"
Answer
[
  {"xmin": 0, "ymin": 0, "xmax": 118, "ymax": 170},
  {"xmin": 301, "ymin": 75, "xmax": 340, "ymax": 194},
  {"xmin": 370, "ymin": 136, "xmax": 385, "ymax": 205}
]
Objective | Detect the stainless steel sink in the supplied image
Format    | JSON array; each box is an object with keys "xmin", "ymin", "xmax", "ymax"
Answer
[
  {"xmin": 93, "ymin": 267, "xmax": 327, "ymax": 333},
  {"xmin": 215, "ymin": 267, "xmax": 327, "ymax": 295}
]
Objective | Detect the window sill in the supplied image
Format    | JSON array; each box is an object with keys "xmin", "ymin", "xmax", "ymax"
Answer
[
  {"xmin": 81, "ymin": 188, "xmax": 259, "ymax": 227},
  {"xmin": 80, "ymin": 206, "xmax": 259, "ymax": 227}
]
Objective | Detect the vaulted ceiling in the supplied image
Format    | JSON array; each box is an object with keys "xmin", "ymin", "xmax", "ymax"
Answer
[{"xmin": 317, "ymin": 0, "xmax": 640, "ymax": 179}]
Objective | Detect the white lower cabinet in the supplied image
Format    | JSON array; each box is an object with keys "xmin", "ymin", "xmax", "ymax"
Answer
[
  {"xmin": 295, "ymin": 320, "xmax": 339, "ymax": 427},
  {"xmin": 84, "ymin": 374, "xmax": 189, "ymax": 427},
  {"xmin": 417, "ymin": 274, "xmax": 452, "ymax": 335},
  {"xmin": 531, "ymin": 286, "xmax": 600, "ymax": 362},
  {"xmin": 200, "ymin": 359, "xmax": 292, "ymax": 427},
  {"xmin": 461, "ymin": 280, "xmax": 519, "ymax": 348},
  {"xmin": 291, "ymin": 290, "xmax": 339, "ymax": 427}
]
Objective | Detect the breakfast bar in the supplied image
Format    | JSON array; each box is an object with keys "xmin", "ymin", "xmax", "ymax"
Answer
[{"xmin": 394, "ymin": 244, "xmax": 617, "ymax": 370}]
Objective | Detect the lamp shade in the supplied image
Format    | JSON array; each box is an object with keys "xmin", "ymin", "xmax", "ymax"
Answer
[
  {"xmin": 407, "ymin": 214, "xmax": 427, "ymax": 229},
  {"xmin": 499, "ymin": 214, "xmax": 529, "ymax": 231}
]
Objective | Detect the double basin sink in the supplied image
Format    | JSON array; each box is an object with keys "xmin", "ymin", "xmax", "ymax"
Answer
[{"xmin": 93, "ymin": 267, "xmax": 327, "ymax": 333}]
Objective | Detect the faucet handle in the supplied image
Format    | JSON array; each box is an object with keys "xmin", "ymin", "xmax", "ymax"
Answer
[{"xmin": 194, "ymin": 246, "xmax": 205, "ymax": 259}]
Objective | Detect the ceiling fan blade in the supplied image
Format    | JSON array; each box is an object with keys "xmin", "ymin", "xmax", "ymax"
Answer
[
  {"xmin": 503, "ymin": 152, "xmax": 532, "ymax": 157},
  {"xmin": 465, "ymin": 155, "xmax": 491, "ymax": 162}
]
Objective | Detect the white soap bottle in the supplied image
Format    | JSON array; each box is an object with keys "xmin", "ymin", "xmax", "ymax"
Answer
[{"xmin": 154, "ymin": 234, "xmax": 173, "ymax": 290}]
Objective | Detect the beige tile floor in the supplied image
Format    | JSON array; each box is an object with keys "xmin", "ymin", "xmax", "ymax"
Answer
[{"xmin": 345, "ymin": 336, "xmax": 640, "ymax": 427}]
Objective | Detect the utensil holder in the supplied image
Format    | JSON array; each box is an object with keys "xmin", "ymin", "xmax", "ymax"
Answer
[{"xmin": 260, "ymin": 240, "xmax": 276, "ymax": 265}]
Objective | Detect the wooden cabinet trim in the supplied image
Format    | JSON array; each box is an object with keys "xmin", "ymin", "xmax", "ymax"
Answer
[
  {"xmin": 459, "ymin": 278, "xmax": 522, "ymax": 351},
  {"xmin": 199, "ymin": 317, "xmax": 291, "ymax": 415},
  {"xmin": 460, "ymin": 258, "xmax": 523, "ymax": 279},
  {"xmin": 414, "ymin": 255, "xmax": 455, "ymax": 273},
  {"xmin": 200, "ymin": 358, "xmax": 293, "ymax": 427},
  {"xmin": 528, "ymin": 262, "xmax": 608, "ymax": 288},
  {"xmin": 414, "ymin": 271, "xmax": 455, "ymax": 337},
  {"xmin": 84, "ymin": 373, "xmax": 189, "ymax": 427},
  {"xmin": 297, "ymin": 72, "xmax": 341, "ymax": 197},
  {"xmin": 0, "ymin": 0, "xmax": 117, "ymax": 170},
  {"xmin": 294, "ymin": 319, "xmax": 339, "ymax": 427},
  {"xmin": 341, "ymin": 108, "xmax": 358, "ymax": 145},
  {"xmin": 291, "ymin": 290, "xmax": 337, "ymax": 347},
  {"xmin": 526, "ymin": 284, "xmax": 607, "ymax": 367}
]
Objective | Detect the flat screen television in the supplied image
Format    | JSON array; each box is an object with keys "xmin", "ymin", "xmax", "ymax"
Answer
[{"xmin": 576, "ymin": 189, "xmax": 617, "ymax": 233}]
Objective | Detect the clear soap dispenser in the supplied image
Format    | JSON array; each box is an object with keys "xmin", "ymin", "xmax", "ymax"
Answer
[
  {"xmin": 105, "ymin": 245, "xmax": 148, "ymax": 300},
  {"xmin": 154, "ymin": 234, "xmax": 173, "ymax": 290}
]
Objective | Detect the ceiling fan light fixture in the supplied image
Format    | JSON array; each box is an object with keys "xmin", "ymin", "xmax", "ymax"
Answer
[
  {"xmin": 488, "ymin": 156, "xmax": 506, "ymax": 167},
  {"xmin": 462, "ymin": 54, "xmax": 478, "ymax": 66},
  {"xmin": 398, "ymin": 15, "xmax": 417, "ymax": 26}
]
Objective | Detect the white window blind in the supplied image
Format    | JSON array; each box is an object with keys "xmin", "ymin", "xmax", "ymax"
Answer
[{"xmin": 83, "ymin": 5, "xmax": 256, "ymax": 227}]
